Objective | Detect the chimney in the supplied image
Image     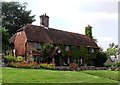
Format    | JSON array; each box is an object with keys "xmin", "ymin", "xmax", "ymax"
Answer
[{"xmin": 40, "ymin": 13, "xmax": 49, "ymax": 27}]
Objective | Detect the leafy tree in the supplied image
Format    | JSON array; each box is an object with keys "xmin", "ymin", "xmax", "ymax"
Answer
[
  {"xmin": 2, "ymin": 1, "xmax": 35, "ymax": 35},
  {"xmin": 0, "ymin": 28, "xmax": 10, "ymax": 54},
  {"xmin": 2, "ymin": 1, "xmax": 35, "ymax": 54},
  {"xmin": 107, "ymin": 43, "xmax": 120, "ymax": 58},
  {"xmin": 95, "ymin": 52, "xmax": 107, "ymax": 67},
  {"xmin": 85, "ymin": 25, "xmax": 93, "ymax": 38}
]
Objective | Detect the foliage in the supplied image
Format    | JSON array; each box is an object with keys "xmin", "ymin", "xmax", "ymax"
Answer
[
  {"xmin": 0, "ymin": 28, "xmax": 10, "ymax": 54},
  {"xmin": 41, "ymin": 43, "xmax": 54, "ymax": 57},
  {"xmin": 107, "ymin": 43, "xmax": 120, "ymax": 56},
  {"xmin": 8, "ymin": 61, "xmax": 38, "ymax": 69},
  {"xmin": 4, "ymin": 55, "xmax": 17, "ymax": 63},
  {"xmin": 79, "ymin": 47, "xmax": 89, "ymax": 64},
  {"xmin": 85, "ymin": 25, "xmax": 93, "ymax": 38},
  {"xmin": 2, "ymin": 1, "xmax": 35, "ymax": 35},
  {"xmin": 2, "ymin": 1, "xmax": 35, "ymax": 53},
  {"xmin": 8, "ymin": 61, "xmax": 55, "ymax": 69},
  {"xmin": 69, "ymin": 63, "xmax": 78, "ymax": 71},
  {"xmin": 59, "ymin": 45, "xmax": 71, "ymax": 57},
  {"xmin": 70, "ymin": 46, "xmax": 81, "ymax": 59},
  {"xmin": 95, "ymin": 52, "xmax": 107, "ymax": 67},
  {"xmin": 104, "ymin": 63, "xmax": 113, "ymax": 67},
  {"xmin": 113, "ymin": 62, "xmax": 120, "ymax": 67},
  {"xmin": 60, "ymin": 45, "xmax": 96, "ymax": 65},
  {"xmin": 16, "ymin": 56, "xmax": 23, "ymax": 62},
  {"xmin": 39, "ymin": 63, "xmax": 55, "ymax": 69},
  {"xmin": 104, "ymin": 62, "xmax": 120, "ymax": 67}
]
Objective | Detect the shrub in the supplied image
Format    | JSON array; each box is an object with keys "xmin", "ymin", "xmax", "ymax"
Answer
[
  {"xmin": 17, "ymin": 56, "xmax": 23, "ymax": 62},
  {"xmin": 39, "ymin": 63, "xmax": 48, "ymax": 69},
  {"xmin": 69, "ymin": 63, "xmax": 78, "ymax": 71},
  {"xmin": 114, "ymin": 62, "xmax": 120, "ymax": 67},
  {"xmin": 28, "ymin": 61, "xmax": 38, "ymax": 69},
  {"xmin": 95, "ymin": 52, "xmax": 107, "ymax": 67},
  {"xmin": 4, "ymin": 55, "xmax": 17, "ymax": 63},
  {"xmin": 8, "ymin": 61, "xmax": 55, "ymax": 70},
  {"xmin": 8, "ymin": 61, "xmax": 38, "ymax": 69},
  {"xmin": 104, "ymin": 63, "xmax": 113, "ymax": 67},
  {"xmin": 47, "ymin": 63, "xmax": 55, "ymax": 69},
  {"xmin": 8, "ymin": 62, "xmax": 18, "ymax": 67},
  {"xmin": 39, "ymin": 63, "xmax": 55, "ymax": 69}
]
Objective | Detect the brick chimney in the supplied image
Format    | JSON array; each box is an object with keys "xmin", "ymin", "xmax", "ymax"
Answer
[{"xmin": 40, "ymin": 13, "xmax": 49, "ymax": 27}]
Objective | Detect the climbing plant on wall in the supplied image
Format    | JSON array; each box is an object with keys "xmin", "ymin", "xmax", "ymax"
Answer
[{"xmin": 40, "ymin": 43, "xmax": 54, "ymax": 57}]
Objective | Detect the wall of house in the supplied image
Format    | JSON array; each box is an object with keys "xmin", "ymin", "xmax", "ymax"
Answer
[{"xmin": 14, "ymin": 31, "xmax": 27, "ymax": 56}]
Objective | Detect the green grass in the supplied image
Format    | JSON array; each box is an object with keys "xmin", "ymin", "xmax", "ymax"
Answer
[
  {"xmin": 2, "ymin": 67, "xmax": 119, "ymax": 83},
  {"xmin": 83, "ymin": 70, "xmax": 119, "ymax": 81}
]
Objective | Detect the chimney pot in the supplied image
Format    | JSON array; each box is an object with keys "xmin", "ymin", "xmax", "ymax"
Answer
[{"xmin": 40, "ymin": 13, "xmax": 49, "ymax": 27}]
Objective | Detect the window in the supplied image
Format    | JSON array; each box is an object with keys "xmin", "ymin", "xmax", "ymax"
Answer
[
  {"xmin": 65, "ymin": 46, "xmax": 70, "ymax": 51},
  {"xmin": 91, "ymin": 48, "xmax": 94, "ymax": 53}
]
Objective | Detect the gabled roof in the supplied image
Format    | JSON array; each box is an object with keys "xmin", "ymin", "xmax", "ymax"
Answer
[{"xmin": 10, "ymin": 24, "xmax": 99, "ymax": 48}]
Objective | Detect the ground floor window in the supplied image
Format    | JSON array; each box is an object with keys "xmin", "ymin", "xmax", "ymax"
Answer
[{"xmin": 33, "ymin": 56, "xmax": 43, "ymax": 63}]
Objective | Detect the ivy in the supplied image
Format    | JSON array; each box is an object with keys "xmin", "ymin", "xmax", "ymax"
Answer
[{"xmin": 40, "ymin": 43, "xmax": 54, "ymax": 57}]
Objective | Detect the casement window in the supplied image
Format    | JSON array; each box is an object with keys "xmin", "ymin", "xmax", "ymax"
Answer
[
  {"xmin": 91, "ymin": 48, "xmax": 94, "ymax": 53},
  {"xmin": 65, "ymin": 46, "xmax": 70, "ymax": 51}
]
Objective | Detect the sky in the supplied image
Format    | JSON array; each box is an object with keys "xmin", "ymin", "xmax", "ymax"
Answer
[{"xmin": 5, "ymin": 0, "xmax": 119, "ymax": 51}]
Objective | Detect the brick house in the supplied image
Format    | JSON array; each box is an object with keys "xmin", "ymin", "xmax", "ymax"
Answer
[{"xmin": 10, "ymin": 14, "xmax": 99, "ymax": 66}]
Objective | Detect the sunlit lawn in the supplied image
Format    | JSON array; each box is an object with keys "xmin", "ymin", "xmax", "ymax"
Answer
[{"xmin": 1, "ymin": 67, "xmax": 119, "ymax": 84}]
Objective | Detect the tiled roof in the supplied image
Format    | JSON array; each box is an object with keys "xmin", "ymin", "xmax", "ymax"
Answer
[{"xmin": 10, "ymin": 24, "xmax": 99, "ymax": 48}]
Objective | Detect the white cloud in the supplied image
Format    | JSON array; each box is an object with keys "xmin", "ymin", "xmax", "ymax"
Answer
[{"xmin": 97, "ymin": 37, "xmax": 114, "ymax": 42}]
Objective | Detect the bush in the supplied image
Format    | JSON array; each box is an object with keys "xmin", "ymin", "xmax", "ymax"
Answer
[
  {"xmin": 104, "ymin": 63, "xmax": 113, "ymax": 67},
  {"xmin": 104, "ymin": 62, "xmax": 120, "ymax": 67},
  {"xmin": 8, "ymin": 61, "xmax": 38, "ymax": 69},
  {"xmin": 69, "ymin": 63, "xmax": 78, "ymax": 71},
  {"xmin": 8, "ymin": 61, "xmax": 55, "ymax": 69},
  {"xmin": 114, "ymin": 62, "xmax": 120, "ymax": 67},
  {"xmin": 39, "ymin": 63, "xmax": 55, "ymax": 69},
  {"xmin": 17, "ymin": 56, "xmax": 23, "ymax": 62},
  {"xmin": 4, "ymin": 55, "xmax": 17, "ymax": 63},
  {"xmin": 95, "ymin": 52, "xmax": 107, "ymax": 67}
]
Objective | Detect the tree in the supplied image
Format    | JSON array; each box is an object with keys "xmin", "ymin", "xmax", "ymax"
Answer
[
  {"xmin": 2, "ymin": 1, "xmax": 35, "ymax": 35},
  {"xmin": 0, "ymin": 28, "xmax": 10, "ymax": 54},
  {"xmin": 2, "ymin": 1, "xmax": 35, "ymax": 54},
  {"xmin": 95, "ymin": 52, "xmax": 107, "ymax": 67},
  {"xmin": 107, "ymin": 43, "xmax": 120, "ymax": 58},
  {"xmin": 85, "ymin": 25, "xmax": 93, "ymax": 38}
]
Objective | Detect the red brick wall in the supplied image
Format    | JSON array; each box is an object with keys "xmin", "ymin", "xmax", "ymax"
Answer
[{"xmin": 14, "ymin": 31, "xmax": 27, "ymax": 55}]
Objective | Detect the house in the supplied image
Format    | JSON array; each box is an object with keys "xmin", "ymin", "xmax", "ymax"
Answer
[{"xmin": 9, "ymin": 14, "xmax": 99, "ymax": 66}]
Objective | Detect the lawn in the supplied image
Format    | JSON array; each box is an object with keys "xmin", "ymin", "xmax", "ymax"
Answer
[{"xmin": 2, "ymin": 67, "xmax": 119, "ymax": 84}]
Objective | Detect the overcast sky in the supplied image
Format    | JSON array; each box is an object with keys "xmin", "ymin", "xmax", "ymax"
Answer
[{"xmin": 5, "ymin": 0, "xmax": 119, "ymax": 51}]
